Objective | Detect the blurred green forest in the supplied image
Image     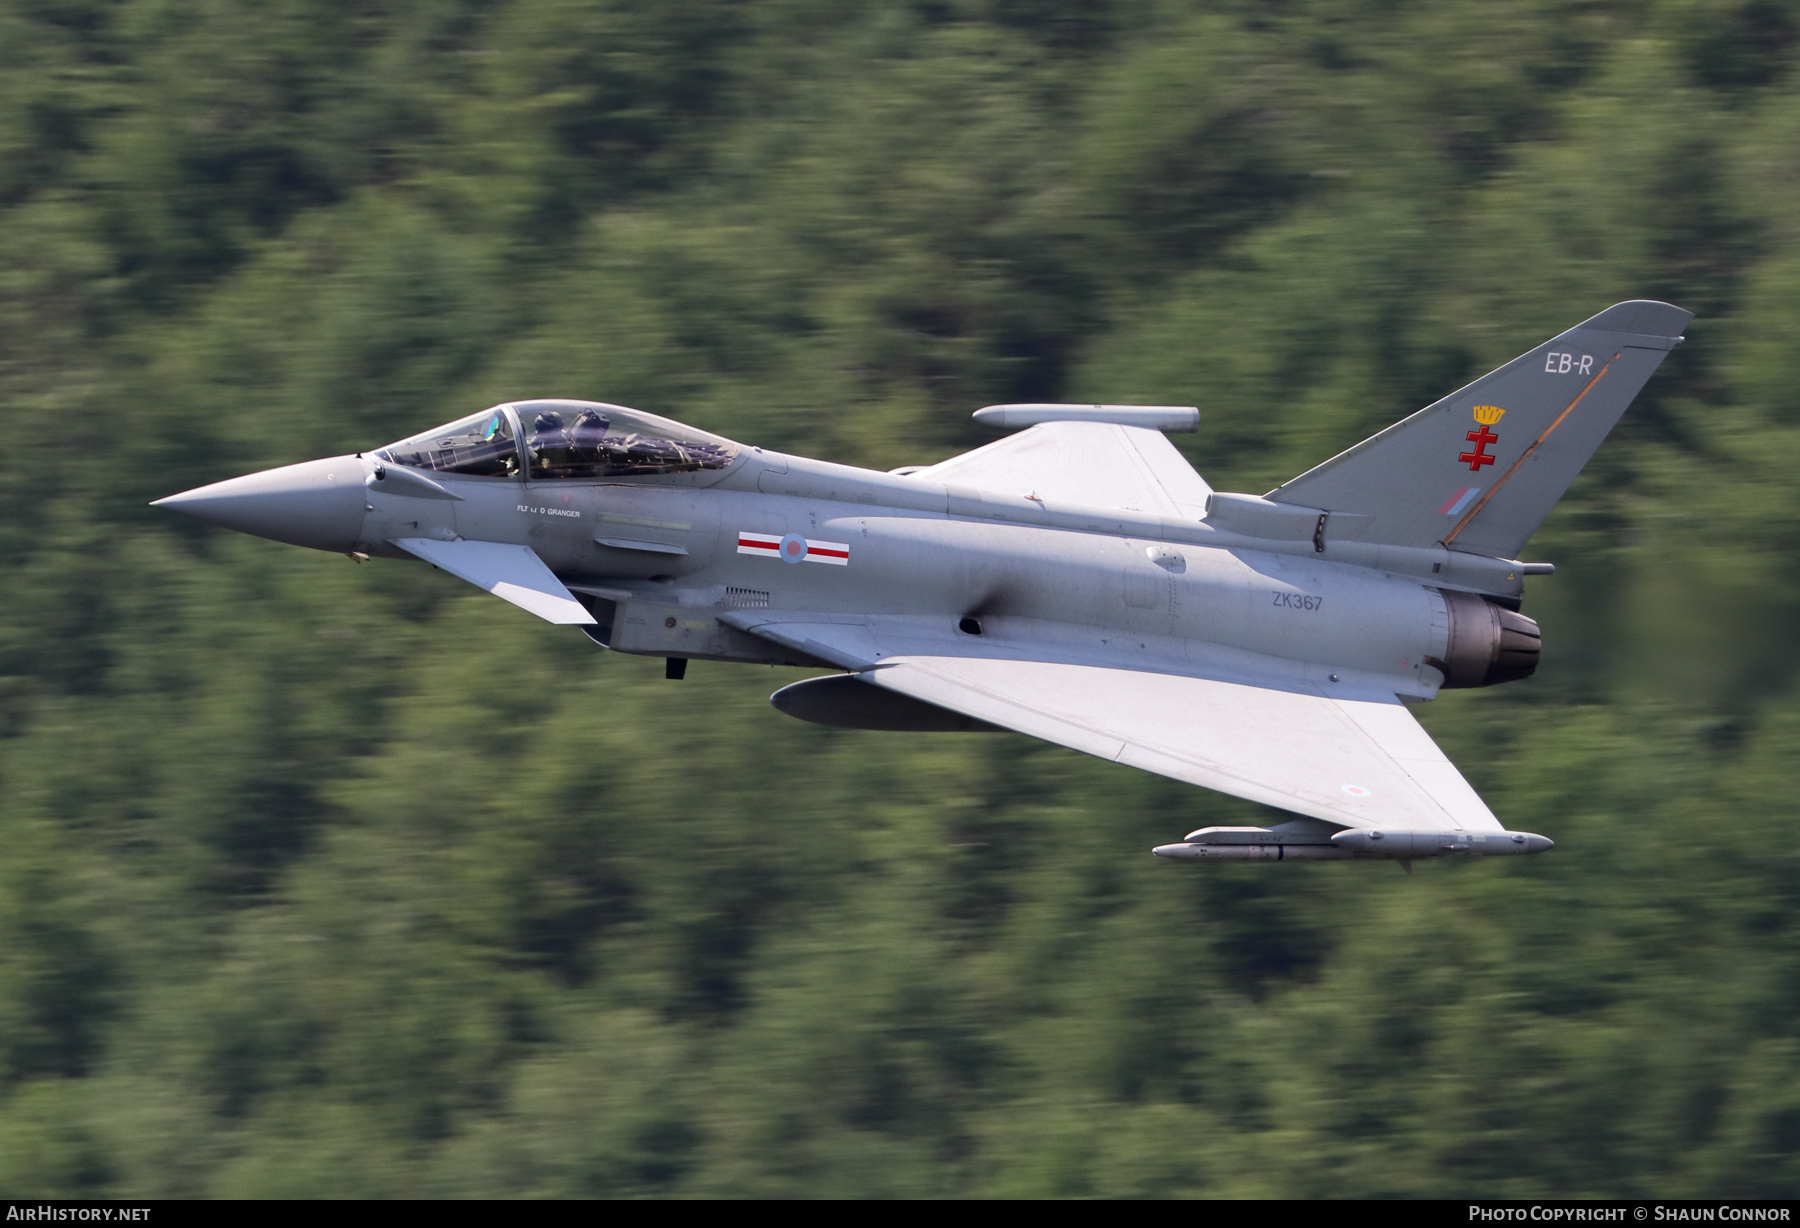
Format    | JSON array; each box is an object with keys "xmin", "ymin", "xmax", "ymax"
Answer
[{"xmin": 4, "ymin": 0, "xmax": 1800, "ymax": 1198}]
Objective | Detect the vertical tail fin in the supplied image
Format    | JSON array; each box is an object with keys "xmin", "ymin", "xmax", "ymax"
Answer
[{"xmin": 1268, "ymin": 301, "xmax": 1692, "ymax": 558}]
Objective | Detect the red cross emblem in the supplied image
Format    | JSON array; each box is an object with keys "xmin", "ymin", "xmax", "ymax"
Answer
[{"xmin": 1459, "ymin": 424, "xmax": 1499, "ymax": 471}]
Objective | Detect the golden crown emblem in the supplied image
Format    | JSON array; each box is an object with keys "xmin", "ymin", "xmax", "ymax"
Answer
[{"xmin": 1472, "ymin": 404, "xmax": 1506, "ymax": 426}]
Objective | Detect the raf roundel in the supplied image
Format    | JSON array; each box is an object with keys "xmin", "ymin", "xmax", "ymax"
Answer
[
  {"xmin": 736, "ymin": 530, "xmax": 851, "ymax": 566},
  {"xmin": 1341, "ymin": 784, "xmax": 1372, "ymax": 798}
]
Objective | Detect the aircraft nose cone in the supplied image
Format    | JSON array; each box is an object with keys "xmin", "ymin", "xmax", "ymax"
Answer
[{"xmin": 153, "ymin": 455, "xmax": 367, "ymax": 553}]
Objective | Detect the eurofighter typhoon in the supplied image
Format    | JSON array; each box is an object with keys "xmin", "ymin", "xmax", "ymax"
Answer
[{"xmin": 155, "ymin": 301, "xmax": 1691, "ymax": 867}]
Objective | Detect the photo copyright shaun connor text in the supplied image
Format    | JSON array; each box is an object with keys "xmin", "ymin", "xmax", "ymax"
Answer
[{"xmin": 1471, "ymin": 1211, "xmax": 1791, "ymax": 1223}]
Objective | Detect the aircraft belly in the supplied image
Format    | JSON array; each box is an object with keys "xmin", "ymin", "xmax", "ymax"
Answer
[{"xmin": 606, "ymin": 598, "xmax": 826, "ymax": 665}]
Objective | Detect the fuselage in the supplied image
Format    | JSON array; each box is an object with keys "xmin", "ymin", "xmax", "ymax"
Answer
[
  {"xmin": 157, "ymin": 400, "xmax": 1543, "ymax": 702},
  {"xmin": 158, "ymin": 301, "xmax": 1698, "ymax": 862},
  {"xmin": 150, "ymin": 398, "xmax": 1563, "ymax": 861},
  {"xmin": 354, "ymin": 443, "xmax": 1500, "ymax": 702}
]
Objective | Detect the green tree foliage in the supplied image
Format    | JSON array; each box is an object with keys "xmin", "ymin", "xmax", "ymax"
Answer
[{"xmin": 3, "ymin": 0, "xmax": 1800, "ymax": 1197}]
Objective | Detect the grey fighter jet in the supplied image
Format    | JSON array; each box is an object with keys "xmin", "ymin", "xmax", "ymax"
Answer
[{"xmin": 155, "ymin": 300, "xmax": 1691, "ymax": 866}]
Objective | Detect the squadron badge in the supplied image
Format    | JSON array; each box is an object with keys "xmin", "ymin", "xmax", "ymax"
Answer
[{"xmin": 1459, "ymin": 404, "xmax": 1505, "ymax": 471}]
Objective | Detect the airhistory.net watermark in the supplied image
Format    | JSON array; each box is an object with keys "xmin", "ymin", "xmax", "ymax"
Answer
[{"xmin": 5, "ymin": 1210, "xmax": 150, "ymax": 1222}]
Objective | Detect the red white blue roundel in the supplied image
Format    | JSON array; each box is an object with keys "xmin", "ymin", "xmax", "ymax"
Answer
[{"xmin": 737, "ymin": 531, "xmax": 850, "ymax": 566}]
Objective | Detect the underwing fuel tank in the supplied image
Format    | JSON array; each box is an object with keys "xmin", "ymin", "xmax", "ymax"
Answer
[{"xmin": 1152, "ymin": 824, "xmax": 1553, "ymax": 861}]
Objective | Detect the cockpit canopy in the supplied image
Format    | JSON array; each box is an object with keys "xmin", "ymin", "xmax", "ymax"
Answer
[{"xmin": 375, "ymin": 400, "xmax": 741, "ymax": 480}]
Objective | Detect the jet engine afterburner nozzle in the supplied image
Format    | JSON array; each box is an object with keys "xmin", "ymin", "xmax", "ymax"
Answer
[
  {"xmin": 152, "ymin": 455, "xmax": 368, "ymax": 553},
  {"xmin": 1430, "ymin": 588, "xmax": 1542, "ymax": 688}
]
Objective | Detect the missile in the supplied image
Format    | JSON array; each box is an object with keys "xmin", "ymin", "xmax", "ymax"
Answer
[
  {"xmin": 1151, "ymin": 841, "xmax": 1351, "ymax": 861},
  {"xmin": 1329, "ymin": 828, "xmax": 1553, "ymax": 858},
  {"xmin": 972, "ymin": 403, "xmax": 1200, "ymax": 432},
  {"xmin": 1152, "ymin": 823, "xmax": 1351, "ymax": 862},
  {"xmin": 1153, "ymin": 824, "xmax": 1553, "ymax": 862}
]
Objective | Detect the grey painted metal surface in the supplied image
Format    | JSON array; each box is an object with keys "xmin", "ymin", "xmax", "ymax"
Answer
[
  {"xmin": 972, "ymin": 403, "xmax": 1200, "ymax": 432},
  {"xmin": 1270, "ymin": 300, "xmax": 1693, "ymax": 559},
  {"xmin": 153, "ymin": 302, "xmax": 1690, "ymax": 864}
]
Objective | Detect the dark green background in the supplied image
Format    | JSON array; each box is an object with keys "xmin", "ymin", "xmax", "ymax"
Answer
[{"xmin": 3, "ymin": 0, "xmax": 1799, "ymax": 1197}]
